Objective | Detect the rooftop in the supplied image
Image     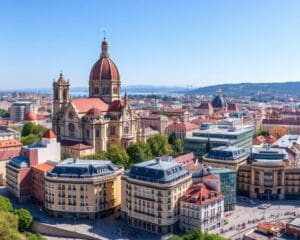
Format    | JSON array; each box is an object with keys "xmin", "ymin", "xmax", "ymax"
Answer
[
  {"xmin": 204, "ymin": 146, "xmax": 249, "ymax": 161},
  {"xmin": 9, "ymin": 155, "xmax": 29, "ymax": 168},
  {"xmin": 32, "ymin": 162, "xmax": 55, "ymax": 172},
  {"xmin": 127, "ymin": 158, "xmax": 190, "ymax": 184},
  {"xmin": 272, "ymin": 135, "xmax": 300, "ymax": 148},
  {"xmin": 180, "ymin": 183, "xmax": 223, "ymax": 205},
  {"xmin": 251, "ymin": 146, "xmax": 288, "ymax": 162},
  {"xmin": 47, "ymin": 158, "xmax": 122, "ymax": 178}
]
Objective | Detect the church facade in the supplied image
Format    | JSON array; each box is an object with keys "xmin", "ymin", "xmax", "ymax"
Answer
[{"xmin": 52, "ymin": 38, "xmax": 142, "ymax": 156}]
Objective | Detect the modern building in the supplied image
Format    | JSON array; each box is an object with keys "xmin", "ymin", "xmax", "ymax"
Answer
[
  {"xmin": 45, "ymin": 159, "xmax": 124, "ymax": 219},
  {"xmin": 179, "ymin": 183, "xmax": 224, "ymax": 232},
  {"xmin": 121, "ymin": 158, "xmax": 192, "ymax": 234},
  {"xmin": 210, "ymin": 168, "xmax": 236, "ymax": 211},
  {"xmin": 6, "ymin": 129, "xmax": 61, "ymax": 202},
  {"xmin": 52, "ymin": 38, "xmax": 143, "ymax": 156},
  {"xmin": 9, "ymin": 101, "xmax": 34, "ymax": 122},
  {"xmin": 184, "ymin": 123, "xmax": 254, "ymax": 157},
  {"xmin": 202, "ymin": 146, "xmax": 249, "ymax": 171}
]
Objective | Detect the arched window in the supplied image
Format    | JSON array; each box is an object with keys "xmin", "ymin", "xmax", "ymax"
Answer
[
  {"xmin": 86, "ymin": 129, "xmax": 90, "ymax": 138},
  {"xmin": 63, "ymin": 89, "xmax": 68, "ymax": 99},
  {"xmin": 124, "ymin": 123, "xmax": 130, "ymax": 135},
  {"xmin": 55, "ymin": 89, "xmax": 59, "ymax": 100},
  {"xmin": 113, "ymin": 87, "xmax": 118, "ymax": 95}
]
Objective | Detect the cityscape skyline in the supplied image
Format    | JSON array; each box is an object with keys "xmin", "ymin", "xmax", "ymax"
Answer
[{"xmin": 1, "ymin": 0, "xmax": 300, "ymax": 89}]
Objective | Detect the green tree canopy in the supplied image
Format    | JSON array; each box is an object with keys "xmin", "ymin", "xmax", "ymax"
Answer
[
  {"xmin": 0, "ymin": 109, "xmax": 10, "ymax": 118},
  {"xmin": 147, "ymin": 134, "xmax": 173, "ymax": 157},
  {"xmin": 0, "ymin": 196, "xmax": 13, "ymax": 212},
  {"xmin": 27, "ymin": 233, "xmax": 46, "ymax": 240},
  {"xmin": 21, "ymin": 134, "xmax": 40, "ymax": 146},
  {"xmin": 0, "ymin": 211, "xmax": 23, "ymax": 240},
  {"xmin": 126, "ymin": 142, "xmax": 152, "ymax": 164},
  {"xmin": 21, "ymin": 123, "xmax": 46, "ymax": 138},
  {"xmin": 16, "ymin": 208, "xmax": 32, "ymax": 231},
  {"xmin": 106, "ymin": 144, "xmax": 130, "ymax": 168},
  {"xmin": 168, "ymin": 133, "xmax": 184, "ymax": 154}
]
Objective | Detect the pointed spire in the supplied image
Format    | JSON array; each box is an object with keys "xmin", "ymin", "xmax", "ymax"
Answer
[
  {"xmin": 101, "ymin": 35, "xmax": 109, "ymax": 58},
  {"xmin": 124, "ymin": 89, "xmax": 128, "ymax": 102}
]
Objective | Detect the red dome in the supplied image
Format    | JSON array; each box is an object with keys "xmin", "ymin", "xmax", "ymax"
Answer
[
  {"xmin": 25, "ymin": 112, "xmax": 37, "ymax": 121},
  {"xmin": 89, "ymin": 38, "xmax": 120, "ymax": 81},
  {"xmin": 86, "ymin": 107, "xmax": 101, "ymax": 117},
  {"xmin": 89, "ymin": 58, "xmax": 120, "ymax": 81}
]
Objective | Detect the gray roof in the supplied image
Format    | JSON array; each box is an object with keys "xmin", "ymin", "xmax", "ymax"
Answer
[
  {"xmin": 47, "ymin": 158, "xmax": 122, "ymax": 178},
  {"xmin": 251, "ymin": 146, "xmax": 288, "ymax": 162},
  {"xmin": 205, "ymin": 146, "xmax": 249, "ymax": 160},
  {"xmin": 127, "ymin": 158, "xmax": 189, "ymax": 184}
]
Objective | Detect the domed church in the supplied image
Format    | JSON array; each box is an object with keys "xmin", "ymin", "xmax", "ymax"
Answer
[
  {"xmin": 211, "ymin": 88, "xmax": 227, "ymax": 111},
  {"xmin": 52, "ymin": 38, "xmax": 142, "ymax": 156}
]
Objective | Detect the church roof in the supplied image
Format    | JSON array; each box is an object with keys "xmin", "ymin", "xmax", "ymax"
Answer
[
  {"xmin": 108, "ymin": 99, "xmax": 125, "ymax": 112},
  {"xmin": 72, "ymin": 98, "xmax": 108, "ymax": 114}
]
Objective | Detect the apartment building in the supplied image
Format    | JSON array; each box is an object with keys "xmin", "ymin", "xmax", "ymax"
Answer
[
  {"xmin": 121, "ymin": 158, "xmax": 192, "ymax": 234},
  {"xmin": 45, "ymin": 159, "xmax": 124, "ymax": 219}
]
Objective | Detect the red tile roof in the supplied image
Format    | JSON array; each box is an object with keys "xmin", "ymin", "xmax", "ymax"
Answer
[
  {"xmin": 0, "ymin": 139, "xmax": 22, "ymax": 148},
  {"xmin": 72, "ymin": 98, "xmax": 108, "ymax": 114},
  {"xmin": 166, "ymin": 122, "xmax": 199, "ymax": 131},
  {"xmin": 108, "ymin": 99, "xmax": 125, "ymax": 112},
  {"xmin": 180, "ymin": 183, "xmax": 223, "ymax": 205},
  {"xmin": 32, "ymin": 162, "xmax": 55, "ymax": 172},
  {"xmin": 42, "ymin": 129, "xmax": 56, "ymax": 138},
  {"xmin": 0, "ymin": 149, "xmax": 21, "ymax": 161},
  {"xmin": 262, "ymin": 119, "xmax": 300, "ymax": 125},
  {"xmin": 197, "ymin": 102, "xmax": 213, "ymax": 110},
  {"xmin": 173, "ymin": 152, "xmax": 195, "ymax": 166}
]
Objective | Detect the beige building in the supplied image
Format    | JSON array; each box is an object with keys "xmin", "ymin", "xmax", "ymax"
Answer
[
  {"xmin": 121, "ymin": 158, "xmax": 192, "ymax": 234},
  {"xmin": 52, "ymin": 38, "xmax": 143, "ymax": 156},
  {"xmin": 237, "ymin": 146, "xmax": 300, "ymax": 200},
  {"xmin": 45, "ymin": 159, "xmax": 124, "ymax": 219}
]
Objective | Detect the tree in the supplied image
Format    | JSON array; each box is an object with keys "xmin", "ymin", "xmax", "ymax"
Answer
[
  {"xmin": 168, "ymin": 133, "xmax": 184, "ymax": 154},
  {"xmin": 21, "ymin": 123, "xmax": 46, "ymax": 138},
  {"xmin": 205, "ymin": 138, "xmax": 212, "ymax": 153},
  {"xmin": 0, "ymin": 196, "xmax": 13, "ymax": 212},
  {"xmin": 27, "ymin": 233, "xmax": 46, "ymax": 240},
  {"xmin": 61, "ymin": 152, "xmax": 73, "ymax": 160},
  {"xmin": 147, "ymin": 134, "xmax": 173, "ymax": 157},
  {"xmin": 0, "ymin": 109, "xmax": 9, "ymax": 118},
  {"xmin": 0, "ymin": 211, "xmax": 22, "ymax": 240},
  {"xmin": 21, "ymin": 134, "xmax": 39, "ymax": 146},
  {"xmin": 106, "ymin": 144, "xmax": 130, "ymax": 168},
  {"xmin": 16, "ymin": 208, "xmax": 32, "ymax": 231},
  {"xmin": 21, "ymin": 122, "xmax": 36, "ymax": 137},
  {"xmin": 126, "ymin": 142, "xmax": 152, "ymax": 164}
]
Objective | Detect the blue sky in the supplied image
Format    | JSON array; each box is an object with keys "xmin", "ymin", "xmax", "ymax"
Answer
[{"xmin": 1, "ymin": 0, "xmax": 300, "ymax": 89}]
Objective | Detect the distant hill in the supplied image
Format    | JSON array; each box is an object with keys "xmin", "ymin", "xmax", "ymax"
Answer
[{"xmin": 186, "ymin": 82, "xmax": 300, "ymax": 98}]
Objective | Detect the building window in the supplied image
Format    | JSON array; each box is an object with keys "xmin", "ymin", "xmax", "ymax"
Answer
[
  {"xmin": 94, "ymin": 87, "xmax": 99, "ymax": 94},
  {"xmin": 68, "ymin": 123, "xmax": 75, "ymax": 132},
  {"xmin": 113, "ymin": 87, "xmax": 118, "ymax": 95},
  {"xmin": 110, "ymin": 126, "xmax": 115, "ymax": 135},
  {"xmin": 124, "ymin": 125, "xmax": 129, "ymax": 135},
  {"xmin": 96, "ymin": 129, "xmax": 100, "ymax": 138},
  {"xmin": 86, "ymin": 129, "xmax": 90, "ymax": 138}
]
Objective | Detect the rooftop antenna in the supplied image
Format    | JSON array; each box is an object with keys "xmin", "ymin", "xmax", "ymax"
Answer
[{"xmin": 103, "ymin": 30, "xmax": 106, "ymax": 40}]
